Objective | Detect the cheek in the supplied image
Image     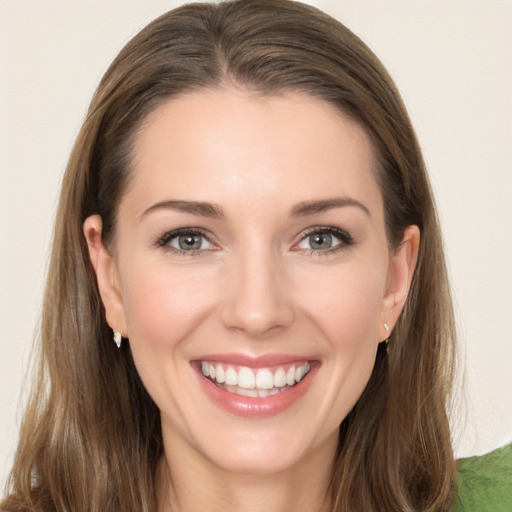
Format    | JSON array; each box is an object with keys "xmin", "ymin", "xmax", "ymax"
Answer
[
  {"xmin": 117, "ymin": 259, "xmax": 222, "ymax": 416},
  {"xmin": 302, "ymin": 264, "xmax": 386, "ymax": 419},
  {"xmin": 119, "ymin": 259, "xmax": 219, "ymax": 352},
  {"xmin": 296, "ymin": 263, "xmax": 386, "ymax": 347}
]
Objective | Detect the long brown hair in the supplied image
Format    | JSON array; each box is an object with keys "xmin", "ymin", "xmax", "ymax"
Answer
[{"xmin": 2, "ymin": 1, "xmax": 457, "ymax": 510}]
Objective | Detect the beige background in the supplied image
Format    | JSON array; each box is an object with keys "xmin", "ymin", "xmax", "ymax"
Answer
[{"xmin": 1, "ymin": 0, "xmax": 511, "ymax": 485}]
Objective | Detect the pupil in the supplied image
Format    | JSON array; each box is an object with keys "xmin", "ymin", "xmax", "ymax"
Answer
[
  {"xmin": 310, "ymin": 233, "xmax": 332, "ymax": 250},
  {"xmin": 179, "ymin": 234, "xmax": 201, "ymax": 250}
]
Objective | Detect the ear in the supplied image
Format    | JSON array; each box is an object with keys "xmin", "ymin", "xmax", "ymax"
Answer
[
  {"xmin": 379, "ymin": 225, "xmax": 420, "ymax": 341},
  {"xmin": 83, "ymin": 215, "xmax": 128, "ymax": 337}
]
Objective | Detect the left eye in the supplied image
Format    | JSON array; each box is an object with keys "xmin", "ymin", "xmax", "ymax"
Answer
[
  {"xmin": 168, "ymin": 232, "xmax": 214, "ymax": 251},
  {"xmin": 296, "ymin": 229, "xmax": 347, "ymax": 251}
]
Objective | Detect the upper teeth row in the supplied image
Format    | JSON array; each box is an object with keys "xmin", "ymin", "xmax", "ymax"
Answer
[{"xmin": 201, "ymin": 361, "xmax": 311, "ymax": 390}]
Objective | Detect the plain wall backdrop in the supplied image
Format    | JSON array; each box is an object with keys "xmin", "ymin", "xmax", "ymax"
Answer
[{"xmin": 1, "ymin": 0, "xmax": 511, "ymax": 486}]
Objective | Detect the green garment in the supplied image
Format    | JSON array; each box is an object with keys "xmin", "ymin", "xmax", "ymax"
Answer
[{"xmin": 451, "ymin": 443, "xmax": 512, "ymax": 511}]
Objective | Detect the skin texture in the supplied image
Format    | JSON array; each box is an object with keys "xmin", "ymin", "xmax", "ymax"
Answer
[{"xmin": 84, "ymin": 88, "xmax": 419, "ymax": 511}]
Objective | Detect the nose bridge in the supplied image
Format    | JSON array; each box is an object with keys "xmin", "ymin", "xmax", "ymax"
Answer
[{"xmin": 221, "ymin": 241, "xmax": 294, "ymax": 336}]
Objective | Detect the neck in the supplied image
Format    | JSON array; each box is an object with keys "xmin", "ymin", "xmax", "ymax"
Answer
[{"xmin": 156, "ymin": 433, "xmax": 336, "ymax": 512}]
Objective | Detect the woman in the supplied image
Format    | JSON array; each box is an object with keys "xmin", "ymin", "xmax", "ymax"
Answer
[{"xmin": 2, "ymin": 1, "xmax": 510, "ymax": 511}]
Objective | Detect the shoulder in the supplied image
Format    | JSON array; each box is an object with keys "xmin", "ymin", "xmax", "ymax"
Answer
[{"xmin": 450, "ymin": 443, "xmax": 512, "ymax": 512}]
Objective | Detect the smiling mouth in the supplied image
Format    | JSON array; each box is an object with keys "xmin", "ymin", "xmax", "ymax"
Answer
[{"xmin": 200, "ymin": 361, "xmax": 311, "ymax": 398}]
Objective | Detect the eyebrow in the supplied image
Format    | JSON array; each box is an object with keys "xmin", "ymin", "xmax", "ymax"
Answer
[
  {"xmin": 141, "ymin": 200, "xmax": 225, "ymax": 219},
  {"xmin": 141, "ymin": 196, "xmax": 370, "ymax": 220},
  {"xmin": 290, "ymin": 197, "xmax": 370, "ymax": 217}
]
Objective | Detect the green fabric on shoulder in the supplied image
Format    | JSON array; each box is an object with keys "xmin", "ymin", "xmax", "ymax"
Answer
[{"xmin": 451, "ymin": 443, "xmax": 512, "ymax": 512}]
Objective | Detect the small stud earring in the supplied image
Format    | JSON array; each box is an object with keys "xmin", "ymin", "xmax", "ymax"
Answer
[
  {"xmin": 113, "ymin": 331, "xmax": 122, "ymax": 349},
  {"xmin": 383, "ymin": 323, "xmax": 391, "ymax": 348}
]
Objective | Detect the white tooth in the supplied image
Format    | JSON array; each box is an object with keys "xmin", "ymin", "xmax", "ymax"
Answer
[
  {"xmin": 201, "ymin": 361, "xmax": 210, "ymax": 376},
  {"xmin": 269, "ymin": 388, "xmax": 282, "ymax": 395},
  {"xmin": 225, "ymin": 367, "xmax": 238, "ymax": 386},
  {"xmin": 295, "ymin": 366, "xmax": 303, "ymax": 383},
  {"xmin": 286, "ymin": 367, "xmax": 295, "ymax": 386},
  {"xmin": 273, "ymin": 367, "xmax": 286, "ymax": 388},
  {"xmin": 299, "ymin": 362, "xmax": 310, "ymax": 380},
  {"xmin": 256, "ymin": 369, "xmax": 273, "ymax": 390},
  {"xmin": 209, "ymin": 364, "xmax": 216, "ymax": 380},
  {"xmin": 238, "ymin": 367, "xmax": 256, "ymax": 389},
  {"xmin": 237, "ymin": 387, "xmax": 258, "ymax": 397},
  {"xmin": 257, "ymin": 389, "xmax": 271, "ymax": 397},
  {"xmin": 215, "ymin": 365, "xmax": 225, "ymax": 383}
]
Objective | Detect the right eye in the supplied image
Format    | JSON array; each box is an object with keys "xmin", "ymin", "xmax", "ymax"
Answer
[
  {"xmin": 156, "ymin": 229, "xmax": 216, "ymax": 254},
  {"xmin": 170, "ymin": 233, "xmax": 212, "ymax": 251}
]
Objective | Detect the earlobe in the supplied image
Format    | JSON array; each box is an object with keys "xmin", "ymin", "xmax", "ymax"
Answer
[
  {"xmin": 380, "ymin": 225, "xmax": 420, "ymax": 339},
  {"xmin": 83, "ymin": 215, "xmax": 127, "ymax": 336}
]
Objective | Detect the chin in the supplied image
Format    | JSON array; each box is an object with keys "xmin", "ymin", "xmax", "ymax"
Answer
[
  {"xmin": 202, "ymin": 438, "xmax": 313, "ymax": 476},
  {"xmin": 186, "ymin": 417, "xmax": 338, "ymax": 477}
]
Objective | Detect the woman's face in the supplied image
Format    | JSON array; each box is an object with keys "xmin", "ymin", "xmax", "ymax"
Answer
[{"xmin": 86, "ymin": 88, "xmax": 417, "ymax": 476}]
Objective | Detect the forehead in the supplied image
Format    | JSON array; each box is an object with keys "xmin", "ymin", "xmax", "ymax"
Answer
[{"xmin": 125, "ymin": 87, "xmax": 381, "ymax": 217}]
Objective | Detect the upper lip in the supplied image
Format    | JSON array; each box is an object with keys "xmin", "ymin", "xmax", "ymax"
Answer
[{"xmin": 192, "ymin": 353, "xmax": 314, "ymax": 369}]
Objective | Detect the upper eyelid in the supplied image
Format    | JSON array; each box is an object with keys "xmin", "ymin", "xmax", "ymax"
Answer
[{"xmin": 295, "ymin": 225, "xmax": 351, "ymax": 240}]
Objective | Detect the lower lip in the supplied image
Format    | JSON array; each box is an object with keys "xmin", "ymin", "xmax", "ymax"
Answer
[{"xmin": 196, "ymin": 364, "xmax": 318, "ymax": 418}]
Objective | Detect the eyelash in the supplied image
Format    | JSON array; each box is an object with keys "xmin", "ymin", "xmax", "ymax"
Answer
[
  {"xmin": 154, "ymin": 227, "xmax": 215, "ymax": 256},
  {"xmin": 293, "ymin": 226, "xmax": 354, "ymax": 255},
  {"xmin": 154, "ymin": 226, "xmax": 354, "ymax": 256}
]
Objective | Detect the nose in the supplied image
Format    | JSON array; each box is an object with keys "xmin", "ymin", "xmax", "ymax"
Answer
[{"xmin": 220, "ymin": 248, "xmax": 295, "ymax": 338}]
